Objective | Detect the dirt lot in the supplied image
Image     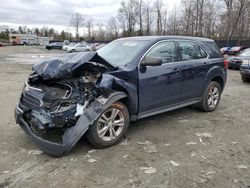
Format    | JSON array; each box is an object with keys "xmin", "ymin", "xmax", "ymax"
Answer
[{"xmin": 0, "ymin": 46, "xmax": 250, "ymax": 188}]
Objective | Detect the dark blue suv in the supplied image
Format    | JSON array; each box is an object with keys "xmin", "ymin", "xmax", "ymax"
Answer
[{"xmin": 15, "ymin": 36, "xmax": 227, "ymax": 156}]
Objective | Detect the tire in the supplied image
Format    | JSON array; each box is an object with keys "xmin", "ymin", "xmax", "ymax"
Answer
[
  {"xmin": 242, "ymin": 75, "xmax": 249, "ymax": 82},
  {"xmin": 198, "ymin": 81, "xmax": 221, "ymax": 112},
  {"xmin": 86, "ymin": 101, "xmax": 130, "ymax": 148}
]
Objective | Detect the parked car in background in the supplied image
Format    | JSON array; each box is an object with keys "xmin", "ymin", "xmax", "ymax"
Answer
[
  {"xmin": 227, "ymin": 46, "xmax": 248, "ymax": 56},
  {"xmin": 62, "ymin": 42, "xmax": 76, "ymax": 51},
  {"xmin": 45, "ymin": 42, "xmax": 63, "ymax": 50},
  {"xmin": 15, "ymin": 36, "xmax": 227, "ymax": 156},
  {"xmin": 0, "ymin": 42, "xmax": 6, "ymax": 47},
  {"xmin": 228, "ymin": 48, "xmax": 250, "ymax": 70},
  {"xmin": 239, "ymin": 52, "xmax": 250, "ymax": 82},
  {"xmin": 220, "ymin": 47, "xmax": 231, "ymax": 55},
  {"xmin": 66, "ymin": 43, "xmax": 91, "ymax": 53},
  {"xmin": 62, "ymin": 40, "xmax": 70, "ymax": 46},
  {"xmin": 92, "ymin": 43, "xmax": 106, "ymax": 51}
]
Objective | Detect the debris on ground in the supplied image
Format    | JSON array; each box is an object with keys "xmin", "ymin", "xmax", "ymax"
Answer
[
  {"xmin": 170, "ymin": 160, "xmax": 180, "ymax": 167},
  {"xmin": 28, "ymin": 150, "xmax": 44, "ymax": 155},
  {"xmin": 186, "ymin": 142, "xmax": 197, "ymax": 145},
  {"xmin": 70, "ymin": 158, "xmax": 77, "ymax": 162},
  {"xmin": 87, "ymin": 158, "xmax": 97, "ymax": 163},
  {"xmin": 206, "ymin": 171, "xmax": 216, "ymax": 175},
  {"xmin": 88, "ymin": 149, "xmax": 98, "ymax": 154},
  {"xmin": 140, "ymin": 167, "xmax": 157, "ymax": 174},
  {"xmin": 178, "ymin": 119, "xmax": 188, "ymax": 123},
  {"xmin": 164, "ymin": 143, "xmax": 172, "ymax": 147},
  {"xmin": 143, "ymin": 141, "xmax": 157, "ymax": 153},
  {"xmin": 138, "ymin": 141, "xmax": 157, "ymax": 153},
  {"xmin": 191, "ymin": 152, "xmax": 197, "ymax": 157},
  {"xmin": 237, "ymin": 165, "xmax": 247, "ymax": 169},
  {"xmin": 195, "ymin": 133, "xmax": 212, "ymax": 138},
  {"xmin": 232, "ymin": 142, "xmax": 238, "ymax": 145},
  {"xmin": 120, "ymin": 138, "xmax": 129, "ymax": 146},
  {"xmin": 123, "ymin": 154, "xmax": 129, "ymax": 159},
  {"xmin": 0, "ymin": 170, "xmax": 10, "ymax": 174}
]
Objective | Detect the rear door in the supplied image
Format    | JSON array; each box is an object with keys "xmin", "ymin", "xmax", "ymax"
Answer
[
  {"xmin": 138, "ymin": 41, "xmax": 182, "ymax": 114},
  {"xmin": 177, "ymin": 40, "xmax": 209, "ymax": 101}
]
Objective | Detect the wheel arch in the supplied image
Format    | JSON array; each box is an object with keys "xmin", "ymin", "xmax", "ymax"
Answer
[
  {"xmin": 211, "ymin": 76, "xmax": 224, "ymax": 90},
  {"xmin": 204, "ymin": 66, "xmax": 227, "ymax": 92}
]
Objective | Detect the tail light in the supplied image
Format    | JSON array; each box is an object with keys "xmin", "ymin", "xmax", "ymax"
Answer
[{"xmin": 224, "ymin": 59, "xmax": 229, "ymax": 69}]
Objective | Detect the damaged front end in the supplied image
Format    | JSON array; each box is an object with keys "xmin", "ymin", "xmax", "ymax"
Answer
[{"xmin": 15, "ymin": 52, "xmax": 127, "ymax": 156}]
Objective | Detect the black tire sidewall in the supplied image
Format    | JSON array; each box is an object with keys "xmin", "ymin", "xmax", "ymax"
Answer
[{"xmin": 86, "ymin": 101, "xmax": 130, "ymax": 148}]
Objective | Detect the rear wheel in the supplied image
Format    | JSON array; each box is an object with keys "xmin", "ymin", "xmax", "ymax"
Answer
[
  {"xmin": 86, "ymin": 101, "xmax": 130, "ymax": 148},
  {"xmin": 198, "ymin": 81, "xmax": 221, "ymax": 112}
]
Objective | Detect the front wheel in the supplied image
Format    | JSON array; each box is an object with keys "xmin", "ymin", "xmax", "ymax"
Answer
[
  {"xmin": 198, "ymin": 81, "xmax": 221, "ymax": 112},
  {"xmin": 86, "ymin": 101, "xmax": 130, "ymax": 148}
]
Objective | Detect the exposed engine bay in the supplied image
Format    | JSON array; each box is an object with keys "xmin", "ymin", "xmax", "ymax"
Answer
[{"xmin": 19, "ymin": 52, "xmax": 114, "ymax": 138}]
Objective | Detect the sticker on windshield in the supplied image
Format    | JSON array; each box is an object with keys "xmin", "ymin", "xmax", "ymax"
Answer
[{"xmin": 123, "ymin": 42, "xmax": 137, "ymax": 47}]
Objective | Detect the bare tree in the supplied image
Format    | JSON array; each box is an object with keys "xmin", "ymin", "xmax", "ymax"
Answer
[
  {"xmin": 138, "ymin": 0, "xmax": 144, "ymax": 35},
  {"xmin": 107, "ymin": 17, "xmax": 119, "ymax": 39},
  {"xmin": 144, "ymin": 1, "xmax": 154, "ymax": 35},
  {"xmin": 97, "ymin": 23, "xmax": 105, "ymax": 41},
  {"xmin": 223, "ymin": 0, "xmax": 233, "ymax": 40},
  {"xmin": 70, "ymin": 13, "xmax": 84, "ymax": 41},
  {"xmin": 118, "ymin": 0, "xmax": 139, "ymax": 36},
  {"xmin": 154, "ymin": 0, "xmax": 163, "ymax": 35},
  {"xmin": 181, "ymin": 0, "xmax": 195, "ymax": 36},
  {"xmin": 225, "ymin": 0, "xmax": 249, "ymax": 45},
  {"xmin": 86, "ymin": 18, "xmax": 93, "ymax": 40}
]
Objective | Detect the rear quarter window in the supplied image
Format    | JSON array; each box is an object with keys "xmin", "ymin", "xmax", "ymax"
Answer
[{"xmin": 203, "ymin": 42, "xmax": 222, "ymax": 58}]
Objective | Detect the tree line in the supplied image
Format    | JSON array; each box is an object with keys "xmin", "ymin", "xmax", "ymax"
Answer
[{"xmin": 1, "ymin": 0, "xmax": 250, "ymax": 44}]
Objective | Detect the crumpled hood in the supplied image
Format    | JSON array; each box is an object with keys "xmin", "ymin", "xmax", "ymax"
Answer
[{"xmin": 33, "ymin": 52, "xmax": 114, "ymax": 80}]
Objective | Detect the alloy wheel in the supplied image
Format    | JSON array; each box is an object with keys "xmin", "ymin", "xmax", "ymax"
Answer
[
  {"xmin": 207, "ymin": 86, "xmax": 219, "ymax": 109},
  {"xmin": 97, "ymin": 108, "xmax": 125, "ymax": 141}
]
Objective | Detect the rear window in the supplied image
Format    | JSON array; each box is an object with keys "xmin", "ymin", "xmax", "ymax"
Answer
[{"xmin": 203, "ymin": 42, "xmax": 222, "ymax": 58}]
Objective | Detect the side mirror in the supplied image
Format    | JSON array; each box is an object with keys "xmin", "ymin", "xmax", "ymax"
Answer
[{"xmin": 141, "ymin": 57, "xmax": 162, "ymax": 67}]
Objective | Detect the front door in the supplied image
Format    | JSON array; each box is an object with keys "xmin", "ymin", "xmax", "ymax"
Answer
[{"xmin": 138, "ymin": 41, "xmax": 182, "ymax": 115}]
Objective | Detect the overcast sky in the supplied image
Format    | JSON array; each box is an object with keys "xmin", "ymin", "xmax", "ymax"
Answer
[{"xmin": 0, "ymin": 0, "xmax": 180, "ymax": 32}]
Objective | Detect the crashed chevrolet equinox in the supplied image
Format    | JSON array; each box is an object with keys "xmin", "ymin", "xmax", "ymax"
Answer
[{"xmin": 15, "ymin": 36, "xmax": 227, "ymax": 156}]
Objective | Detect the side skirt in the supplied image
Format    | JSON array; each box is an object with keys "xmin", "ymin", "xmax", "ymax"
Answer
[{"xmin": 136, "ymin": 98, "xmax": 201, "ymax": 120}]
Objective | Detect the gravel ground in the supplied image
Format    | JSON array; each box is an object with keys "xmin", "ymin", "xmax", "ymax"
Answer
[{"xmin": 0, "ymin": 46, "xmax": 250, "ymax": 188}]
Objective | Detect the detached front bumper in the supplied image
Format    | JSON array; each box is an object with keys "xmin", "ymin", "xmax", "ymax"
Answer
[
  {"xmin": 15, "ymin": 106, "xmax": 78, "ymax": 157},
  {"xmin": 15, "ymin": 92, "xmax": 127, "ymax": 157}
]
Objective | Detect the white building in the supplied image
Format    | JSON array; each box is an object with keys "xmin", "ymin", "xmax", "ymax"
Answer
[{"xmin": 9, "ymin": 34, "xmax": 52, "ymax": 45}]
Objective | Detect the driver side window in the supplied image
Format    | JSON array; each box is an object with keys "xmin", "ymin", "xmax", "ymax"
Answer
[{"xmin": 145, "ymin": 41, "xmax": 177, "ymax": 64}]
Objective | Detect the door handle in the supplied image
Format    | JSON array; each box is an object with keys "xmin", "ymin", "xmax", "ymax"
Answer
[{"xmin": 173, "ymin": 67, "xmax": 179, "ymax": 71}]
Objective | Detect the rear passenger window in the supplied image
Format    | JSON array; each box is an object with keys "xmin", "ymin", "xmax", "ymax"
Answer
[
  {"xmin": 179, "ymin": 41, "xmax": 207, "ymax": 61},
  {"xmin": 146, "ymin": 41, "xmax": 177, "ymax": 63}
]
